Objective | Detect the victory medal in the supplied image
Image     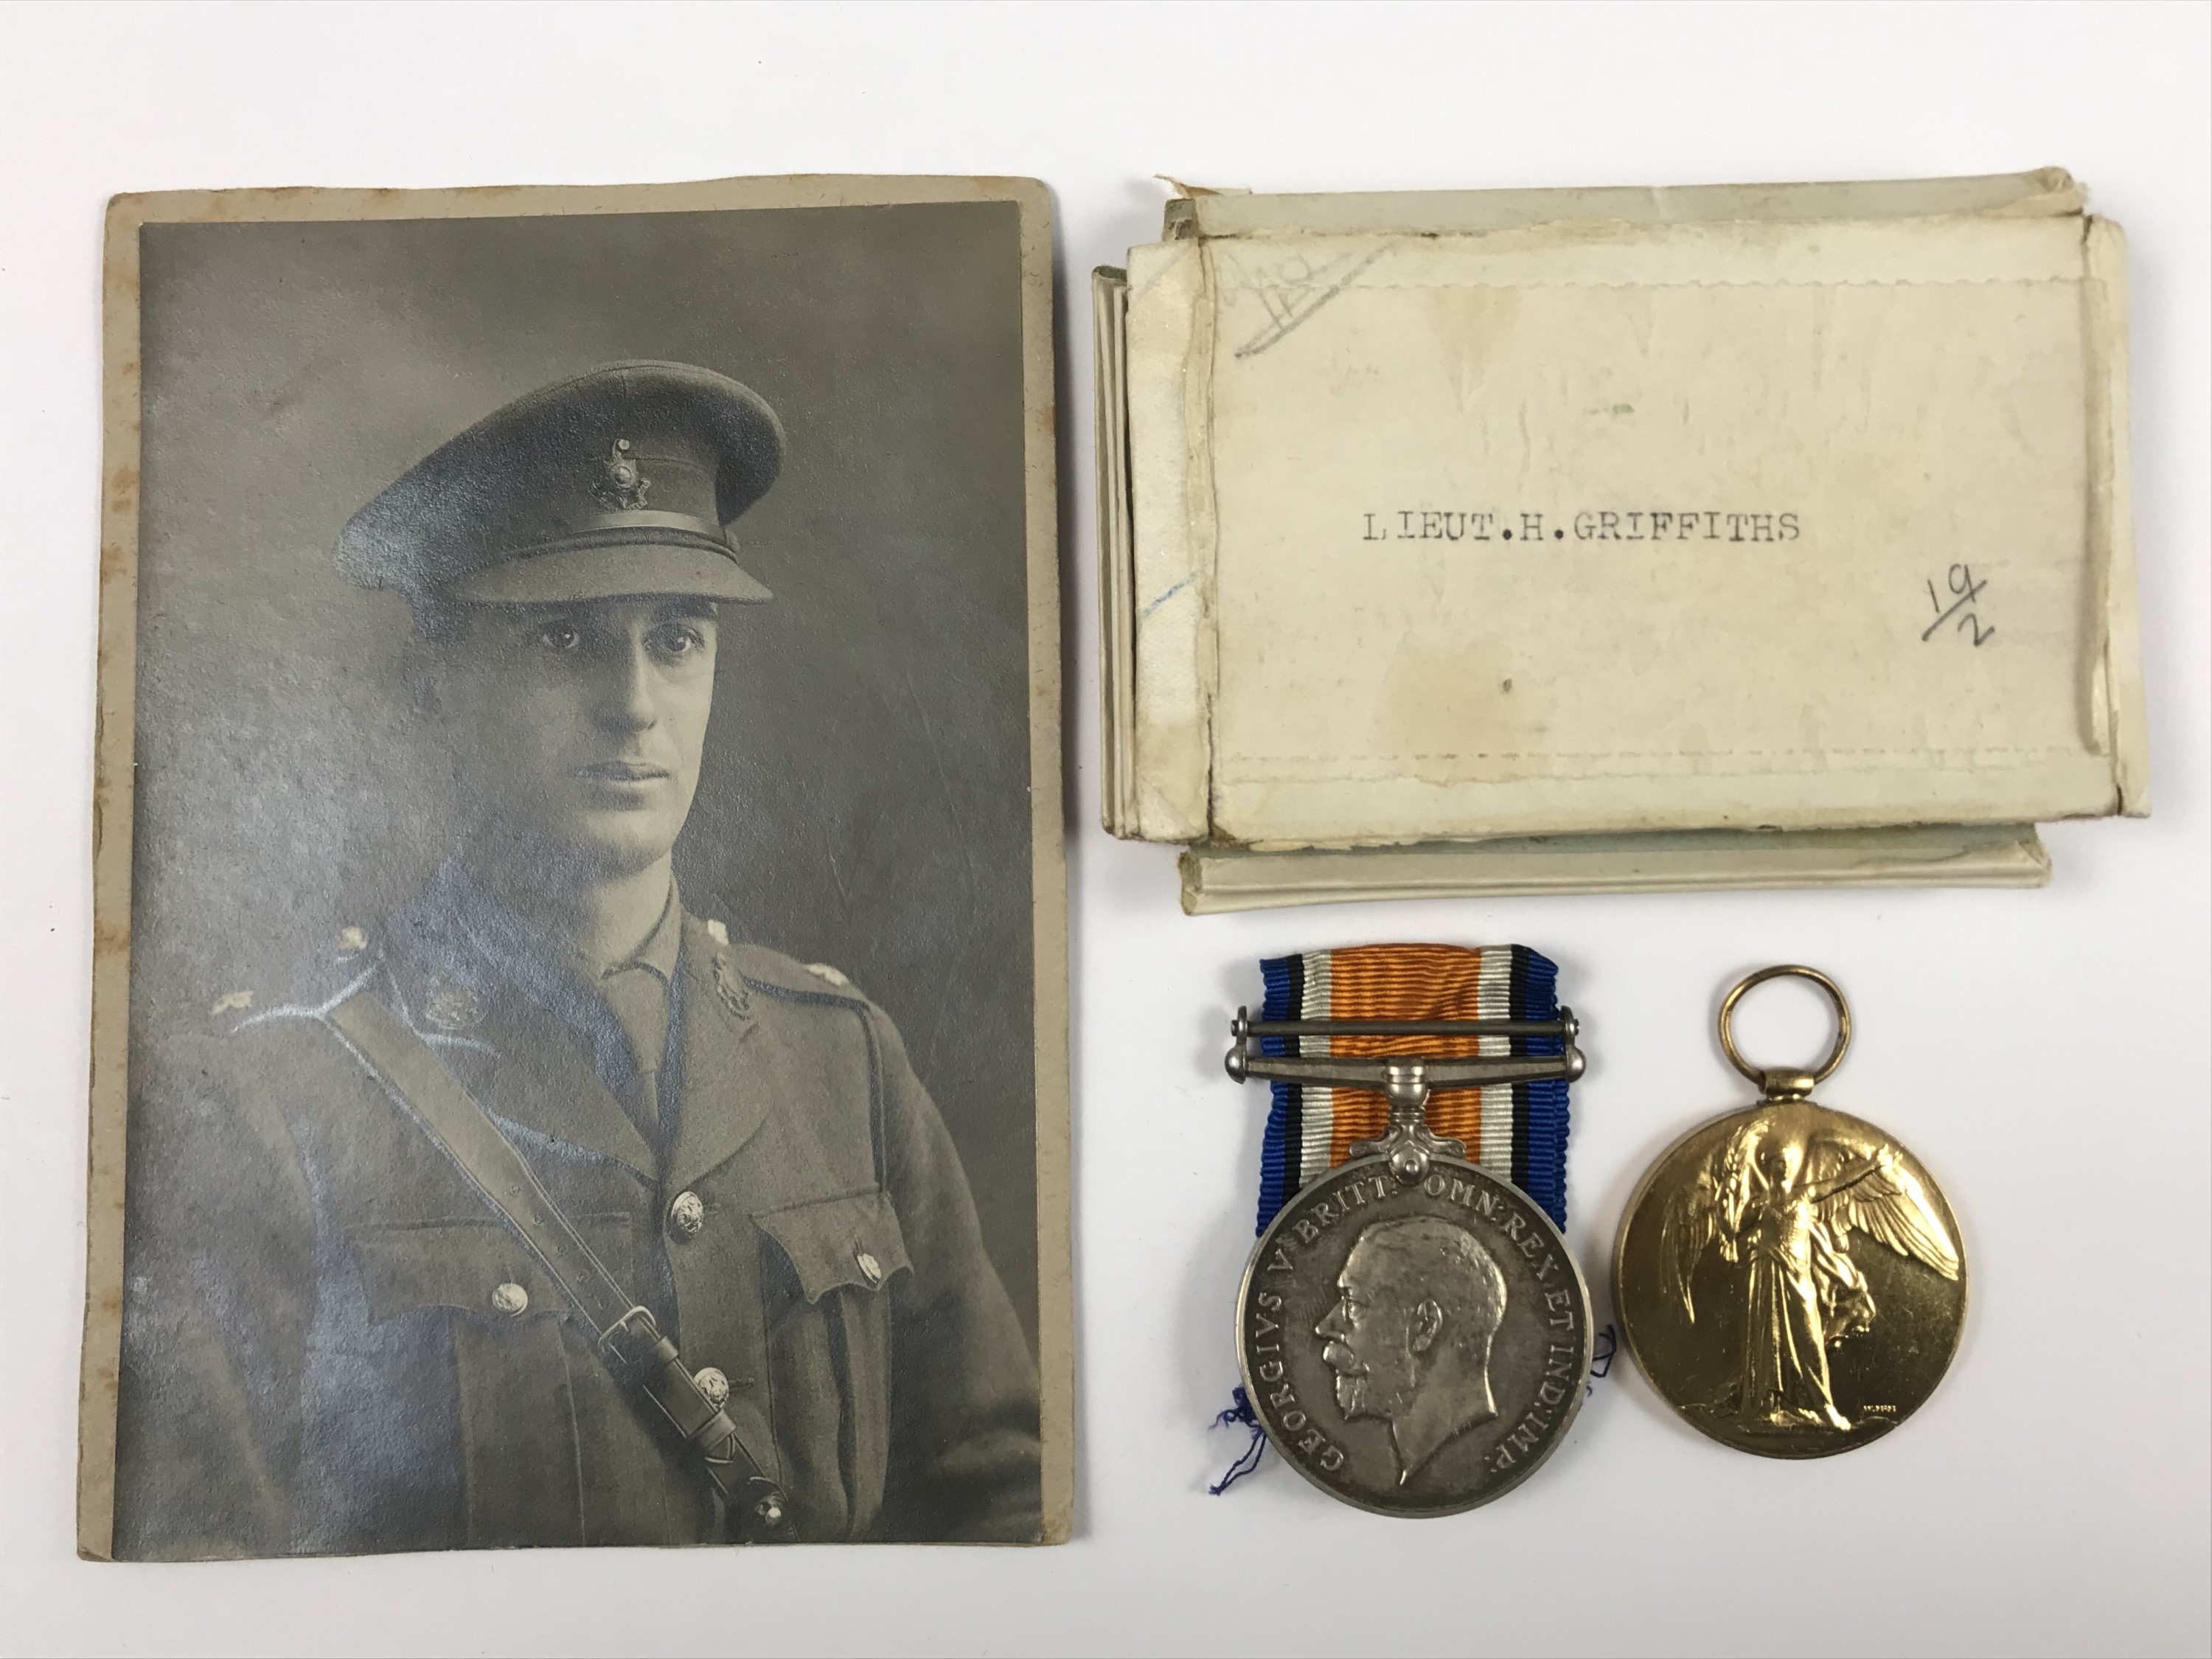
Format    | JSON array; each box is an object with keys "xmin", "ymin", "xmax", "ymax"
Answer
[
  {"xmin": 1615, "ymin": 966, "xmax": 1967, "ymax": 1458},
  {"xmin": 1225, "ymin": 946, "xmax": 1593, "ymax": 1516}
]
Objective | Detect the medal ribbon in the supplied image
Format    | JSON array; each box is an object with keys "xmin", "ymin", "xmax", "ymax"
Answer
[{"xmin": 1253, "ymin": 943, "xmax": 1571, "ymax": 1231}]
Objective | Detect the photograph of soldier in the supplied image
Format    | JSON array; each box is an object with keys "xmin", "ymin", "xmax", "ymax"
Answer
[{"xmin": 98, "ymin": 186, "xmax": 1061, "ymax": 1556}]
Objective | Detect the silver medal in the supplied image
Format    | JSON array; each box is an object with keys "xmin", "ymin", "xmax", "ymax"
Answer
[{"xmin": 1227, "ymin": 1012, "xmax": 1592, "ymax": 1514}]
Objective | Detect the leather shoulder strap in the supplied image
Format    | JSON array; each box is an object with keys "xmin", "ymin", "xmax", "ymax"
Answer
[{"xmin": 325, "ymin": 985, "xmax": 795, "ymax": 1542}]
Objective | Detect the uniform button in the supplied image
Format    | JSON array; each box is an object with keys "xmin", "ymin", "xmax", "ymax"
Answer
[
  {"xmin": 667, "ymin": 1190, "xmax": 705, "ymax": 1237},
  {"xmin": 693, "ymin": 1366, "xmax": 731, "ymax": 1409},
  {"xmin": 490, "ymin": 1281, "xmax": 529, "ymax": 1317},
  {"xmin": 855, "ymin": 1249, "xmax": 883, "ymax": 1287}
]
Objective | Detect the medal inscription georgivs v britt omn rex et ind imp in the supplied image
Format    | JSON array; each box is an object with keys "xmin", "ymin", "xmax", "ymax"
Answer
[{"xmin": 1228, "ymin": 1002, "xmax": 1593, "ymax": 1514}]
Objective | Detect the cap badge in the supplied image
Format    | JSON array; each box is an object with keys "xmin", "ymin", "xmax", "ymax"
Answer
[{"xmin": 591, "ymin": 438, "xmax": 653, "ymax": 512}]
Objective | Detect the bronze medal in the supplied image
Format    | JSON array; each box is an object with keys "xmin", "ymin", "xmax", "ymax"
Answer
[{"xmin": 1615, "ymin": 966, "xmax": 1966, "ymax": 1458}]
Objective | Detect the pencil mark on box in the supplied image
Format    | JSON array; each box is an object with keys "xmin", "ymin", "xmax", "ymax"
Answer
[
  {"xmin": 1923, "ymin": 564, "xmax": 1994, "ymax": 647},
  {"xmin": 1228, "ymin": 244, "xmax": 1394, "ymax": 358},
  {"xmin": 1141, "ymin": 573, "xmax": 1197, "ymax": 621}
]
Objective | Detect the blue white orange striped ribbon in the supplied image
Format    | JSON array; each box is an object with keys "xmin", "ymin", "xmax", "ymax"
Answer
[{"xmin": 1253, "ymin": 944, "xmax": 1571, "ymax": 1231}]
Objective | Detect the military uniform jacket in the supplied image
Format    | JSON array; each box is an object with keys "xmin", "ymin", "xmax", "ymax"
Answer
[{"xmin": 114, "ymin": 877, "xmax": 1043, "ymax": 1557}]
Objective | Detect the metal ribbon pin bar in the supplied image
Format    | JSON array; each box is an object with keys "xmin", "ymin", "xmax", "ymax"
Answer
[{"xmin": 1225, "ymin": 1006, "xmax": 1586, "ymax": 1181}]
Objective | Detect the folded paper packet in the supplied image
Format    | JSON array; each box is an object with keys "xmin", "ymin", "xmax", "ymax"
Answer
[{"xmin": 1093, "ymin": 170, "xmax": 2147, "ymax": 912}]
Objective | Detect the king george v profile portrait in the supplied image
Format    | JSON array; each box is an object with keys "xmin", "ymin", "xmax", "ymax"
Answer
[
  {"xmin": 1315, "ymin": 1216, "xmax": 1509, "ymax": 1483},
  {"xmin": 114, "ymin": 361, "xmax": 1042, "ymax": 1556}
]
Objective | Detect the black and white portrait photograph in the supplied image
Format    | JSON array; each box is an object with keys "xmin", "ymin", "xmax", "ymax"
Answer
[{"xmin": 83, "ymin": 176, "xmax": 1068, "ymax": 1557}]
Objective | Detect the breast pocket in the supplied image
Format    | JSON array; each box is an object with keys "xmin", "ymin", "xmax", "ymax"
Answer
[
  {"xmin": 755, "ymin": 1189, "xmax": 911, "ymax": 1306},
  {"xmin": 349, "ymin": 1214, "xmax": 639, "ymax": 1324},
  {"xmin": 754, "ymin": 1190, "xmax": 911, "ymax": 1534},
  {"xmin": 346, "ymin": 1216, "xmax": 639, "ymax": 1548}
]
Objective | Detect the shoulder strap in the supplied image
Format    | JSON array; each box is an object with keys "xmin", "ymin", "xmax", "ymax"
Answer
[{"xmin": 326, "ymin": 986, "xmax": 796, "ymax": 1543}]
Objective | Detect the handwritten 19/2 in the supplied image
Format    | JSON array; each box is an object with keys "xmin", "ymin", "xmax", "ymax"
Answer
[{"xmin": 1924, "ymin": 564, "xmax": 1994, "ymax": 647}]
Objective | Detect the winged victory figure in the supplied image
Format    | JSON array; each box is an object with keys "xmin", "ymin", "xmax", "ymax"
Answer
[{"xmin": 1660, "ymin": 1101, "xmax": 1961, "ymax": 1433}]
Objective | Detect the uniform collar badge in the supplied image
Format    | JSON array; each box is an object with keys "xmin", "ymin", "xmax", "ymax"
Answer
[
  {"xmin": 712, "ymin": 954, "xmax": 752, "ymax": 1022},
  {"xmin": 423, "ymin": 975, "xmax": 487, "ymax": 1033}
]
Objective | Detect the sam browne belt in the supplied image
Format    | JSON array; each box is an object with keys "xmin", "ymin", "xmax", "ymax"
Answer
[{"xmin": 326, "ymin": 987, "xmax": 796, "ymax": 1543}]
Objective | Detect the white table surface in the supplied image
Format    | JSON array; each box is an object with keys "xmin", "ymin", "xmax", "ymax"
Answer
[{"xmin": 2, "ymin": 4, "xmax": 2205, "ymax": 1654}]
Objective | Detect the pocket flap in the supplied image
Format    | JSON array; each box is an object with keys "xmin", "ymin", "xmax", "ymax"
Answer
[
  {"xmin": 754, "ymin": 1189, "xmax": 911, "ymax": 1304},
  {"xmin": 349, "ymin": 1215, "xmax": 633, "ymax": 1324}
]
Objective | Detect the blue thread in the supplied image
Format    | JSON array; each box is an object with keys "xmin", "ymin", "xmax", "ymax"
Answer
[
  {"xmin": 1586, "ymin": 1323, "xmax": 1617, "ymax": 1397},
  {"xmin": 1207, "ymin": 1386, "xmax": 1267, "ymax": 1495}
]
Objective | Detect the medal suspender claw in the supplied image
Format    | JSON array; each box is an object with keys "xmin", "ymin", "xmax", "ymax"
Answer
[
  {"xmin": 1221, "ymin": 945, "xmax": 1596, "ymax": 1516},
  {"xmin": 1614, "ymin": 965, "xmax": 1968, "ymax": 1459}
]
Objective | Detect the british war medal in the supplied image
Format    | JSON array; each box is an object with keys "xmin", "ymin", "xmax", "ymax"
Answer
[
  {"xmin": 1615, "ymin": 966, "xmax": 1967, "ymax": 1458},
  {"xmin": 1225, "ymin": 945, "xmax": 1592, "ymax": 1515}
]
